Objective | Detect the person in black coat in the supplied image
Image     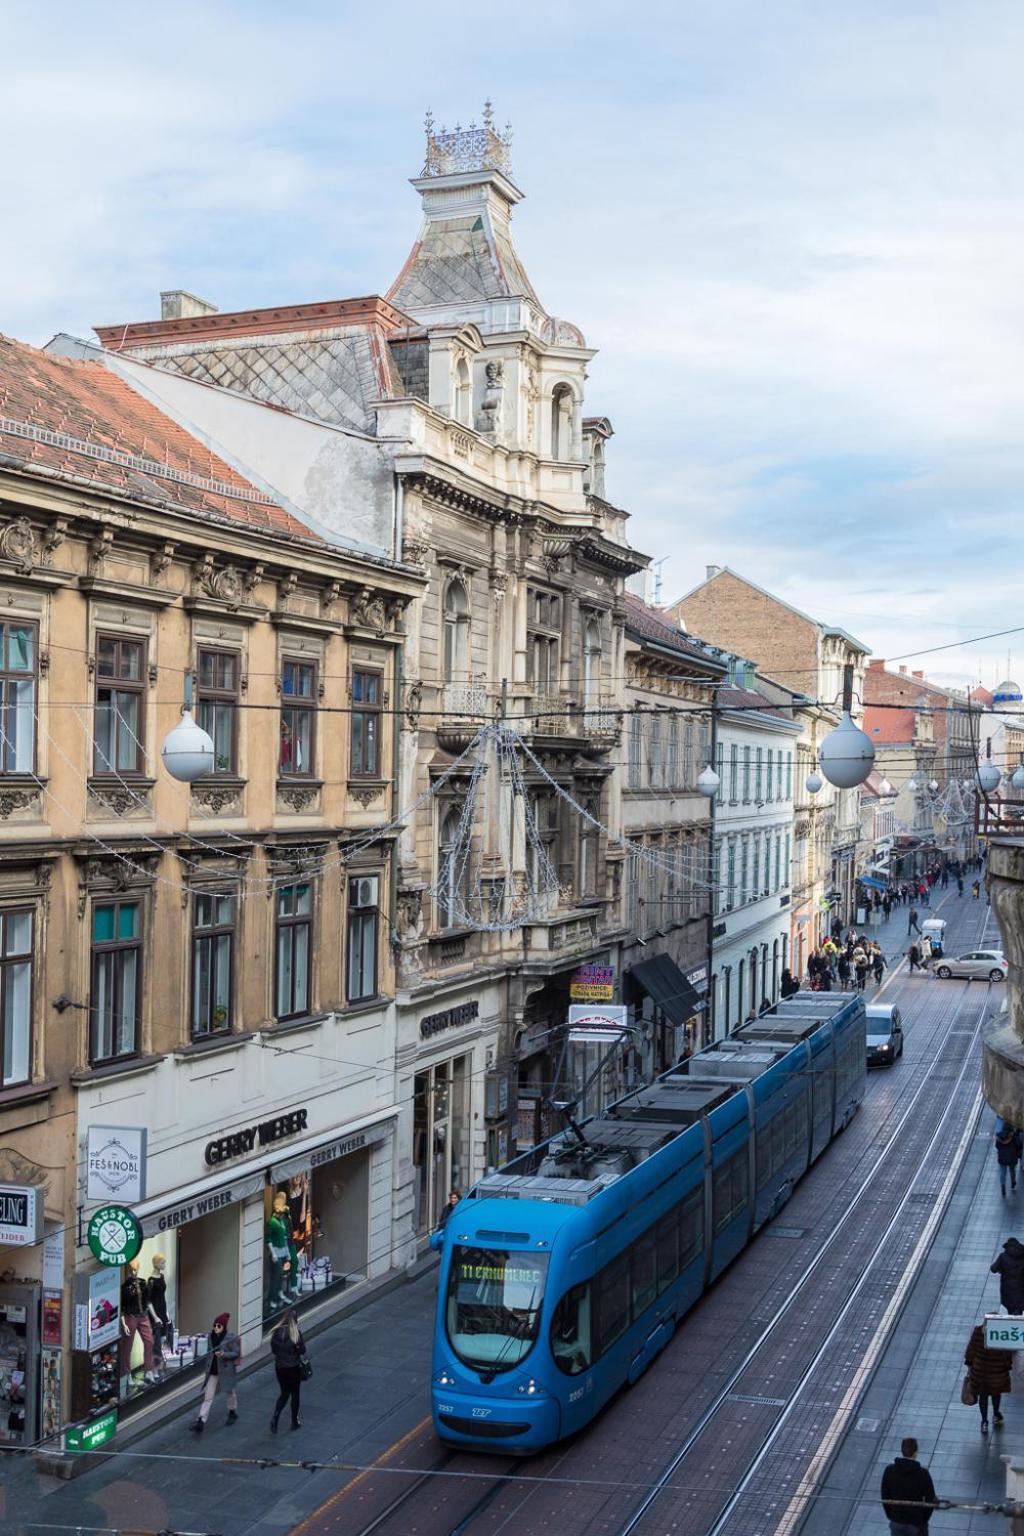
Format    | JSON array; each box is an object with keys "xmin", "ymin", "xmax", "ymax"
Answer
[
  {"xmin": 994, "ymin": 1122, "xmax": 1024, "ymax": 1197},
  {"xmin": 992, "ymin": 1237, "xmax": 1024, "ymax": 1311},
  {"xmin": 269, "ymin": 1308, "xmax": 307, "ymax": 1432},
  {"xmin": 880, "ymin": 1437, "xmax": 936, "ymax": 1533}
]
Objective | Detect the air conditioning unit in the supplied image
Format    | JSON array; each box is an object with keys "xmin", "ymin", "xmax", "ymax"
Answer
[{"xmin": 349, "ymin": 875, "xmax": 379, "ymax": 908}]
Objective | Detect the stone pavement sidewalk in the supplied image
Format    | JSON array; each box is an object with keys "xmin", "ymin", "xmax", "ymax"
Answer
[{"xmin": 0, "ymin": 1262, "xmax": 440, "ymax": 1536}]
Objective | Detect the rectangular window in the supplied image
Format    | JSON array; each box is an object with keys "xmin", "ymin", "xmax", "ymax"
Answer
[
  {"xmin": 628, "ymin": 715, "xmax": 642, "ymax": 790},
  {"xmin": 679, "ymin": 1187, "xmax": 704, "ymax": 1268},
  {"xmin": 714, "ymin": 741, "xmax": 724, "ymax": 801},
  {"xmin": 712, "ymin": 842, "xmax": 722, "ymax": 916},
  {"xmin": 350, "ymin": 669, "xmax": 382, "ymax": 778},
  {"xmin": 597, "ymin": 1254, "xmax": 630, "ymax": 1351},
  {"xmin": 786, "ymin": 752, "xmax": 793, "ymax": 800},
  {"xmin": 191, "ymin": 892, "xmax": 234, "ymax": 1037},
  {"xmin": 656, "ymin": 1212, "xmax": 679, "ymax": 1293},
  {"xmin": 755, "ymin": 747, "xmax": 763, "ymax": 801},
  {"xmin": 196, "ymin": 648, "xmax": 238, "ymax": 775},
  {"xmin": 729, "ymin": 744, "xmax": 739, "ymax": 801},
  {"xmin": 94, "ymin": 634, "xmax": 146, "ymax": 775},
  {"xmin": 667, "ymin": 718, "xmax": 679, "ymax": 788},
  {"xmin": 625, "ymin": 851, "xmax": 639, "ymax": 930},
  {"xmin": 1, "ymin": 909, "xmax": 32, "ymax": 1086},
  {"xmin": 777, "ymin": 751, "xmax": 784, "ymax": 800},
  {"xmin": 740, "ymin": 838, "xmax": 749, "ymax": 905},
  {"xmin": 752, "ymin": 836, "xmax": 761, "ymax": 901},
  {"xmin": 0, "ymin": 622, "xmax": 37, "ymax": 774},
  {"xmin": 774, "ymin": 835, "xmax": 781, "ymax": 892},
  {"xmin": 279, "ymin": 658, "xmax": 317, "ymax": 777},
  {"xmin": 726, "ymin": 839, "xmax": 736, "ymax": 912},
  {"xmin": 346, "ymin": 874, "xmax": 380, "ymax": 1002},
  {"xmin": 742, "ymin": 746, "xmax": 752, "ymax": 803},
  {"xmin": 784, "ymin": 833, "xmax": 791, "ymax": 886},
  {"xmin": 527, "ymin": 590, "xmax": 561, "ymax": 696},
  {"xmin": 683, "ymin": 719, "xmax": 695, "ymax": 785},
  {"xmin": 275, "ymin": 883, "xmax": 312, "ymax": 1020},
  {"xmin": 766, "ymin": 749, "xmax": 774, "ymax": 801},
  {"xmin": 649, "ymin": 716, "xmax": 662, "ymax": 788},
  {"xmin": 90, "ymin": 899, "xmax": 141, "ymax": 1064},
  {"xmin": 631, "ymin": 1232, "xmax": 657, "ymax": 1318}
]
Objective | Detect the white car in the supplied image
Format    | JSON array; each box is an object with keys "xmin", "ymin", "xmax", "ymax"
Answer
[{"xmin": 934, "ymin": 950, "xmax": 1008, "ymax": 982}]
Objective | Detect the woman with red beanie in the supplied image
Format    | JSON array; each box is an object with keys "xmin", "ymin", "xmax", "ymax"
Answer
[{"xmin": 190, "ymin": 1312, "xmax": 241, "ymax": 1433}]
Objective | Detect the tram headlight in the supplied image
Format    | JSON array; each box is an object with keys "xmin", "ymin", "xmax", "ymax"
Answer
[
  {"xmin": 516, "ymin": 1379, "xmax": 543, "ymax": 1395},
  {"xmin": 434, "ymin": 1369, "xmax": 456, "ymax": 1387}
]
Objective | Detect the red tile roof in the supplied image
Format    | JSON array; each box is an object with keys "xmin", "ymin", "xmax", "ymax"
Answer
[
  {"xmin": 863, "ymin": 704, "xmax": 915, "ymax": 744},
  {"xmin": 624, "ymin": 593, "xmax": 724, "ymax": 666},
  {"xmin": 0, "ymin": 335, "xmax": 320, "ymax": 543}
]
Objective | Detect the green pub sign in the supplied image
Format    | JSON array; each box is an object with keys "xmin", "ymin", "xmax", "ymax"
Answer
[{"xmin": 65, "ymin": 1408, "xmax": 117, "ymax": 1454}]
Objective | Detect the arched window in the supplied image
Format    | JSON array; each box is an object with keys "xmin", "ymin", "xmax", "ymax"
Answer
[
  {"xmin": 438, "ymin": 807, "xmax": 467, "ymax": 929},
  {"xmin": 454, "ymin": 358, "xmax": 472, "ymax": 426},
  {"xmin": 550, "ymin": 385, "xmax": 574, "ymax": 461},
  {"xmin": 442, "ymin": 579, "xmax": 470, "ymax": 683},
  {"xmin": 582, "ymin": 618, "xmax": 601, "ymax": 706}
]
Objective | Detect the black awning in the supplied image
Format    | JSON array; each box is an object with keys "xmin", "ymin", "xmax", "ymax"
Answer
[{"xmin": 628, "ymin": 955, "xmax": 701, "ymax": 1026}]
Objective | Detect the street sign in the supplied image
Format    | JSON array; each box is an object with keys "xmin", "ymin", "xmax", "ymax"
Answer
[
  {"xmin": 0, "ymin": 1183, "xmax": 43, "ymax": 1247},
  {"xmin": 86, "ymin": 1204, "xmax": 142, "ymax": 1267},
  {"xmin": 568, "ymin": 1003, "xmax": 629, "ymax": 1044},
  {"xmin": 65, "ymin": 1408, "xmax": 117, "ymax": 1454},
  {"xmin": 985, "ymin": 1314, "xmax": 1024, "ymax": 1349}
]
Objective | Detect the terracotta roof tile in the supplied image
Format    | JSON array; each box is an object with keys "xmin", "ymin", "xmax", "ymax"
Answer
[
  {"xmin": 0, "ymin": 335, "xmax": 320, "ymax": 544},
  {"xmin": 624, "ymin": 593, "xmax": 723, "ymax": 666}
]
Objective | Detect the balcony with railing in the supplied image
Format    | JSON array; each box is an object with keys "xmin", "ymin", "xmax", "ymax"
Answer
[
  {"xmin": 437, "ymin": 677, "xmax": 491, "ymax": 752},
  {"xmin": 582, "ymin": 694, "xmax": 620, "ymax": 744}
]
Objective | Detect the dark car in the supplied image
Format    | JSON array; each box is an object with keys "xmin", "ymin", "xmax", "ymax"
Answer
[{"xmin": 866, "ymin": 1003, "xmax": 903, "ymax": 1067}]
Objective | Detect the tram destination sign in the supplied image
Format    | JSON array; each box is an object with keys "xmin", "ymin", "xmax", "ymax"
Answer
[{"xmin": 985, "ymin": 1314, "xmax": 1024, "ymax": 1348}]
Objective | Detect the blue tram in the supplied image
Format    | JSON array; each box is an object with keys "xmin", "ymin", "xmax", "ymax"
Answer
[{"xmin": 430, "ymin": 992, "xmax": 866, "ymax": 1452}]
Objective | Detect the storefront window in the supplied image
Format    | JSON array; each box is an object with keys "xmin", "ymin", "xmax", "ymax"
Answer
[
  {"xmin": 263, "ymin": 1147, "xmax": 371, "ymax": 1324},
  {"xmin": 90, "ymin": 899, "xmax": 141, "ymax": 1064},
  {"xmin": 414, "ymin": 1055, "xmax": 471, "ymax": 1235},
  {"xmin": 276, "ymin": 884, "xmax": 312, "ymax": 1020}
]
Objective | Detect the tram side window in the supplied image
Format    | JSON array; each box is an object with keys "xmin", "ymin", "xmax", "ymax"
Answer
[
  {"xmin": 813, "ymin": 1059, "xmax": 832, "ymax": 1125},
  {"xmin": 713, "ymin": 1148, "xmax": 749, "ymax": 1236},
  {"xmin": 757, "ymin": 1108, "xmax": 782, "ymax": 1190},
  {"xmin": 657, "ymin": 1212, "xmax": 679, "ymax": 1292},
  {"xmin": 596, "ymin": 1255, "xmax": 630, "ymax": 1352},
  {"xmin": 679, "ymin": 1187, "xmax": 703, "ymax": 1269},
  {"xmin": 551, "ymin": 1283, "xmax": 593, "ymax": 1376},
  {"xmin": 631, "ymin": 1232, "xmax": 657, "ymax": 1317}
]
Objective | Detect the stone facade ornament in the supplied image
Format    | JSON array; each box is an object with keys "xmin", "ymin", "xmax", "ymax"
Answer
[
  {"xmin": 0, "ymin": 787, "xmax": 38, "ymax": 819},
  {"xmin": 150, "ymin": 541, "xmax": 175, "ymax": 585},
  {"xmin": 88, "ymin": 527, "xmax": 114, "ymax": 574},
  {"xmin": 475, "ymin": 360, "xmax": 504, "ymax": 437},
  {"xmin": 351, "ymin": 785, "xmax": 383, "ymax": 808},
  {"xmin": 243, "ymin": 563, "xmax": 264, "ymax": 598},
  {"xmin": 350, "ymin": 588, "xmax": 388, "ymax": 633},
  {"xmin": 278, "ymin": 785, "xmax": 319, "ymax": 813},
  {"xmin": 0, "ymin": 516, "xmax": 38, "ymax": 573},
  {"xmin": 88, "ymin": 784, "xmax": 140, "ymax": 817},
  {"xmin": 401, "ymin": 541, "xmax": 430, "ymax": 568},
  {"xmin": 450, "ymin": 429, "xmax": 472, "ymax": 459},
  {"xmin": 190, "ymin": 783, "xmax": 243, "ymax": 816}
]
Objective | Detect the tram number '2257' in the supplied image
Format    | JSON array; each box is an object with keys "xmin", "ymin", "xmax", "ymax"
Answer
[{"xmin": 437, "ymin": 1404, "xmax": 491, "ymax": 1418}]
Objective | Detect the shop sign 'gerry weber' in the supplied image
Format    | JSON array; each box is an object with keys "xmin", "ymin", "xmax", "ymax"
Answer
[
  {"xmin": 86, "ymin": 1204, "xmax": 143, "ymax": 1267},
  {"xmin": 86, "ymin": 1126, "xmax": 147, "ymax": 1203},
  {"xmin": 0, "ymin": 1182, "xmax": 44, "ymax": 1247},
  {"xmin": 985, "ymin": 1314, "xmax": 1024, "ymax": 1348},
  {"xmin": 204, "ymin": 1108, "xmax": 309, "ymax": 1167}
]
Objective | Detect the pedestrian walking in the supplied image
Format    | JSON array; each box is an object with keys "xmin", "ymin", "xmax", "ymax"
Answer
[
  {"xmin": 437, "ymin": 1189, "xmax": 461, "ymax": 1228},
  {"xmin": 190, "ymin": 1313, "xmax": 240, "ymax": 1432},
  {"xmin": 780, "ymin": 968, "xmax": 799, "ymax": 998},
  {"xmin": 972, "ymin": 880, "xmax": 981, "ymax": 900},
  {"xmin": 994, "ymin": 1121, "xmax": 1023, "ymax": 1197},
  {"xmin": 957, "ymin": 877, "xmax": 964, "ymax": 897},
  {"xmin": 880, "ymin": 1437, "xmax": 937, "ymax": 1535},
  {"xmin": 837, "ymin": 952, "xmax": 852, "ymax": 986},
  {"xmin": 907, "ymin": 907, "xmax": 921, "ymax": 936},
  {"xmin": 991, "ymin": 1237, "xmax": 1024, "ymax": 1311},
  {"xmin": 853, "ymin": 947, "xmax": 869, "ymax": 991},
  {"xmin": 964, "ymin": 1320, "xmax": 1012, "ymax": 1432},
  {"xmin": 269, "ymin": 1307, "xmax": 308, "ymax": 1432},
  {"xmin": 873, "ymin": 950, "xmax": 887, "ymax": 984},
  {"xmin": 907, "ymin": 943, "xmax": 921, "ymax": 974}
]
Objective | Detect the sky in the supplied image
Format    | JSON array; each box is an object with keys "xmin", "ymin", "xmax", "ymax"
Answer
[{"xmin": 5, "ymin": 0, "xmax": 1024, "ymax": 692}]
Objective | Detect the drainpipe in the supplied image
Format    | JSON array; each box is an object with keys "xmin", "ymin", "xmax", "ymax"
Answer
[{"xmin": 394, "ymin": 471, "xmax": 405, "ymax": 562}]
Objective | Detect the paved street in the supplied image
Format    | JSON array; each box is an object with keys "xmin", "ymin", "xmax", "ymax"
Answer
[{"xmin": 0, "ymin": 881, "xmax": 1012, "ymax": 1536}]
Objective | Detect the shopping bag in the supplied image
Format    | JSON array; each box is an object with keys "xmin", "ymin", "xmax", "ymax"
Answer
[{"xmin": 961, "ymin": 1374, "xmax": 977, "ymax": 1406}]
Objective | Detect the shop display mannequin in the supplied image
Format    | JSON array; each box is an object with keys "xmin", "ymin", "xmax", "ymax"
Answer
[
  {"xmin": 147, "ymin": 1253, "xmax": 171, "ymax": 1371},
  {"xmin": 120, "ymin": 1258, "xmax": 157, "ymax": 1391},
  {"xmin": 266, "ymin": 1191, "xmax": 299, "ymax": 1310}
]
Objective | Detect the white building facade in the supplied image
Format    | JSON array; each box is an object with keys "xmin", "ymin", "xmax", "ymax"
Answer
[{"xmin": 710, "ymin": 677, "xmax": 801, "ymax": 1036}]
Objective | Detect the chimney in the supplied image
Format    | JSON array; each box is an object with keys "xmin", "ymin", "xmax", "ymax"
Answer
[
  {"xmin": 160, "ymin": 289, "xmax": 219, "ymax": 321},
  {"xmin": 869, "ymin": 659, "xmax": 885, "ymax": 670},
  {"xmin": 912, "ymin": 670, "xmax": 924, "ymax": 679},
  {"xmin": 706, "ymin": 564, "xmax": 722, "ymax": 581},
  {"xmin": 899, "ymin": 665, "xmax": 908, "ymax": 675}
]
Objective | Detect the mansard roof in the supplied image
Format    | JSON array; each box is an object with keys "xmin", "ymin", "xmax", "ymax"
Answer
[
  {"xmin": 0, "ymin": 334, "xmax": 319, "ymax": 542},
  {"xmin": 93, "ymin": 298, "xmax": 410, "ymax": 434},
  {"xmin": 388, "ymin": 203, "xmax": 542, "ymax": 311}
]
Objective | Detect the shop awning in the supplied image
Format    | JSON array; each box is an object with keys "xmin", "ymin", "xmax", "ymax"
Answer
[
  {"xmin": 859, "ymin": 874, "xmax": 888, "ymax": 891},
  {"xmin": 629, "ymin": 955, "xmax": 701, "ymax": 1026}
]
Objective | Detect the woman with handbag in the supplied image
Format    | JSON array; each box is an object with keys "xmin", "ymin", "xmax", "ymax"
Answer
[
  {"xmin": 964, "ymin": 1321, "xmax": 1012, "ymax": 1433},
  {"xmin": 270, "ymin": 1308, "xmax": 309, "ymax": 1432}
]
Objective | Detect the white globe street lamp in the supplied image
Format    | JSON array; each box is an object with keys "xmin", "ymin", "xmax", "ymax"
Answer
[
  {"xmin": 817, "ymin": 665, "xmax": 875, "ymax": 790},
  {"xmin": 928, "ymin": 779, "xmax": 939, "ymax": 793},
  {"xmin": 879, "ymin": 777, "xmax": 894, "ymax": 796},
  {"xmin": 805, "ymin": 769, "xmax": 823, "ymax": 795},
  {"xmin": 978, "ymin": 760, "xmax": 1002, "ymax": 794},
  {"xmin": 906, "ymin": 777, "xmax": 918, "ymax": 793},
  {"xmin": 1013, "ymin": 757, "xmax": 1024, "ymax": 792},
  {"xmin": 697, "ymin": 765, "xmax": 720, "ymax": 797},
  {"xmin": 161, "ymin": 673, "xmax": 214, "ymax": 782}
]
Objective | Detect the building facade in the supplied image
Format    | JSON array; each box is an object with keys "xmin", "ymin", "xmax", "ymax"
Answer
[
  {"xmin": 709, "ymin": 671, "xmax": 800, "ymax": 1035},
  {"xmin": 668, "ymin": 566, "xmax": 869, "ymax": 971},
  {"xmin": 0, "ymin": 336, "xmax": 424, "ymax": 1444}
]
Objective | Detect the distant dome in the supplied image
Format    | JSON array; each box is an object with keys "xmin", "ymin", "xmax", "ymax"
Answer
[{"xmin": 994, "ymin": 679, "xmax": 1023, "ymax": 703}]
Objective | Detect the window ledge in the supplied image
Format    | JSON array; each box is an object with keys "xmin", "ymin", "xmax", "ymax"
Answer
[
  {"xmin": 173, "ymin": 1030, "xmax": 255, "ymax": 1060},
  {"xmin": 261, "ymin": 1012, "xmax": 331, "ymax": 1038},
  {"xmin": 0, "ymin": 1079, "xmax": 57, "ymax": 1110},
  {"xmin": 276, "ymin": 777, "xmax": 324, "ymax": 789},
  {"xmin": 71, "ymin": 1053, "xmax": 162, "ymax": 1088},
  {"xmin": 339, "ymin": 996, "xmax": 389, "ymax": 1020}
]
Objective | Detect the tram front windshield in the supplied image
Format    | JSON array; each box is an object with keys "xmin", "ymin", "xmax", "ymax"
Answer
[{"xmin": 445, "ymin": 1246, "xmax": 549, "ymax": 1373}]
